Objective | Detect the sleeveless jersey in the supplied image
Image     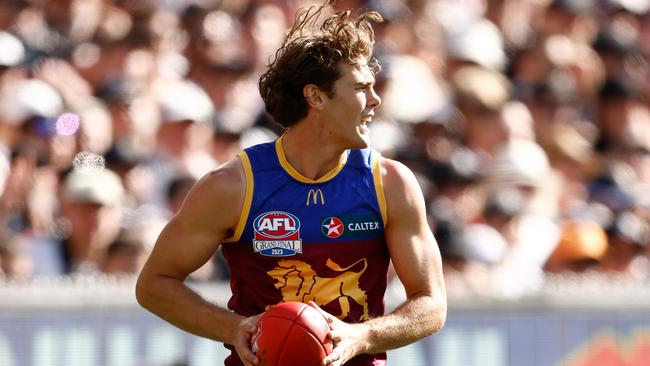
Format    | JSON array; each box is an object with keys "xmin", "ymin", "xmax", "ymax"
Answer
[{"xmin": 221, "ymin": 136, "xmax": 390, "ymax": 366}]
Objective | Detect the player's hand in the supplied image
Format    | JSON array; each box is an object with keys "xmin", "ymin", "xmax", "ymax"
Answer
[
  {"xmin": 234, "ymin": 314, "xmax": 261, "ymax": 366},
  {"xmin": 308, "ymin": 302, "xmax": 368, "ymax": 366}
]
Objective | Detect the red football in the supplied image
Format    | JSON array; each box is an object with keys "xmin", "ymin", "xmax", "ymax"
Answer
[{"xmin": 252, "ymin": 302, "xmax": 333, "ymax": 366}]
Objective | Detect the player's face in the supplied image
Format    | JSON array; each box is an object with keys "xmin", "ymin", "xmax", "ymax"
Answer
[{"xmin": 321, "ymin": 60, "xmax": 381, "ymax": 148}]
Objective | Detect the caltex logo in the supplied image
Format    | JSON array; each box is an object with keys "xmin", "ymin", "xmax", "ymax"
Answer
[{"xmin": 321, "ymin": 217, "xmax": 344, "ymax": 238}]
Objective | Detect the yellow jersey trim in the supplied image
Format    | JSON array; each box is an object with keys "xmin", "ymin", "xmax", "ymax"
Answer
[
  {"xmin": 222, "ymin": 151, "xmax": 254, "ymax": 243},
  {"xmin": 275, "ymin": 136, "xmax": 348, "ymax": 184},
  {"xmin": 372, "ymin": 154, "xmax": 388, "ymax": 228}
]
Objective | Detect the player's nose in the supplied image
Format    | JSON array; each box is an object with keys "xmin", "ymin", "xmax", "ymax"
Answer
[{"xmin": 368, "ymin": 87, "xmax": 381, "ymax": 108}]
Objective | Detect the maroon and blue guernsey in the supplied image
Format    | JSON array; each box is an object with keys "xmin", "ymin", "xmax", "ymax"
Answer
[{"xmin": 221, "ymin": 136, "xmax": 390, "ymax": 366}]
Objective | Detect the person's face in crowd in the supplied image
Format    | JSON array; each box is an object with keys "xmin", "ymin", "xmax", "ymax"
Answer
[
  {"xmin": 102, "ymin": 246, "xmax": 147, "ymax": 275},
  {"xmin": 599, "ymin": 96, "xmax": 628, "ymax": 138},
  {"xmin": 62, "ymin": 201, "xmax": 123, "ymax": 256},
  {"xmin": 157, "ymin": 120, "xmax": 193, "ymax": 155},
  {"xmin": 320, "ymin": 60, "xmax": 381, "ymax": 149},
  {"xmin": 63, "ymin": 202, "xmax": 104, "ymax": 235},
  {"xmin": 464, "ymin": 104, "xmax": 508, "ymax": 156}
]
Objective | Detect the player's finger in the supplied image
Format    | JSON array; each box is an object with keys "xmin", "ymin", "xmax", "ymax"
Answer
[
  {"xmin": 308, "ymin": 301, "xmax": 328, "ymax": 317},
  {"xmin": 244, "ymin": 322, "xmax": 256, "ymax": 334},
  {"xmin": 308, "ymin": 301, "xmax": 325, "ymax": 313},
  {"xmin": 237, "ymin": 345, "xmax": 259, "ymax": 366},
  {"xmin": 236, "ymin": 325, "xmax": 259, "ymax": 366},
  {"xmin": 328, "ymin": 328, "xmax": 343, "ymax": 343},
  {"xmin": 321, "ymin": 348, "xmax": 340, "ymax": 365},
  {"xmin": 308, "ymin": 301, "xmax": 336, "ymax": 325}
]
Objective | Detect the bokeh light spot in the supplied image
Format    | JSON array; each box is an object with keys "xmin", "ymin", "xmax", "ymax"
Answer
[
  {"xmin": 55, "ymin": 112, "xmax": 80, "ymax": 136},
  {"xmin": 72, "ymin": 151, "xmax": 105, "ymax": 171}
]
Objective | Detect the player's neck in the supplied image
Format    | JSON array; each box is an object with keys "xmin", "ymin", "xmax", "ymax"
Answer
[{"xmin": 281, "ymin": 125, "xmax": 347, "ymax": 181}]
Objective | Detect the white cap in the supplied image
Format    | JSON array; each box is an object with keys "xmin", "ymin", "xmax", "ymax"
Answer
[
  {"xmin": 606, "ymin": 0, "xmax": 650, "ymax": 14},
  {"xmin": 158, "ymin": 80, "xmax": 215, "ymax": 124},
  {"xmin": 2, "ymin": 79, "xmax": 64, "ymax": 124},
  {"xmin": 446, "ymin": 19, "xmax": 506, "ymax": 71},
  {"xmin": 62, "ymin": 168, "xmax": 125, "ymax": 206},
  {"xmin": 382, "ymin": 55, "xmax": 451, "ymax": 124},
  {"xmin": 463, "ymin": 223, "xmax": 508, "ymax": 264},
  {"xmin": 487, "ymin": 139, "xmax": 551, "ymax": 187},
  {"xmin": 452, "ymin": 65, "xmax": 511, "ymax": 110},
  {"xmin": 0, "ymin": 31, "xmax": 25, "ymax": 67}
]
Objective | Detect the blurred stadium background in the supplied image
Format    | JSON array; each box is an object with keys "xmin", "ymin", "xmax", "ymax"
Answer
[{"xmin": 1, "ymin": 0, "xmax": 650, "ymax": 365}]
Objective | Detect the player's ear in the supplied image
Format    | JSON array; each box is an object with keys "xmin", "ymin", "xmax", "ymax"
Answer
[{"xmin": 303, "ymin": 84, "xmax": 325, "ymax": 111}]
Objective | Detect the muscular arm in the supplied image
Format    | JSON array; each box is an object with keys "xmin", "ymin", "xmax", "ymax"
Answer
[
  {"xmin": 363, "ymin": 158, "xmax": 447, "ymax": 349},
  {"xmin": 135, "ymin": 159, "xmax": 257, "ymax": 363},
  {"xmin": 320, "ymin": 158, "xmax": 447, "ymax": 365}
]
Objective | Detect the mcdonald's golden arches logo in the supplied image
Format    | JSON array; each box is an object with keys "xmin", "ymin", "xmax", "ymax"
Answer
[{"xmin": 306, "ymin": 189, "xmax": 325, "ymax": 206}]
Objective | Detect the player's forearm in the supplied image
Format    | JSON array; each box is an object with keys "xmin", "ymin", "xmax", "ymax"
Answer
[
  {"xmin": 360, "ymin": 292, "xmax": 446, "ymax": 354},
  {"xmin": 135, "ymin": 273, "xmax": 242, "ymax": 344}
]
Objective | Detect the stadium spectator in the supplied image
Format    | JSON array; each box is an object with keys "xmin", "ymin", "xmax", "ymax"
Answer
[
  {"xmin": 165, "ymin": 175, "xmax": 197, "ymax": 216},
  {"xmin": 23, "ymin": 167, "xmax": 126, "ymax": 276},
  {"xmin": 142, "ymin": 79, "xmax": 218, "ymax": 209},
  {"xmin": 544, "ymin": 220, "xmax": 609, "ymax": 273},
  {"xmin": 599, "ymin": 211, "xmax": 650, "ymax": 277},
  {"xmin": 99, "ymin": 229, "xmax": 148, "ymax": 275}
]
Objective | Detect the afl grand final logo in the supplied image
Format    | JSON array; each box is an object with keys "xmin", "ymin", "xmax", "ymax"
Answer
[{"xmin": 253, "ymin": 211, "xmax": 303, "ymax": 257}]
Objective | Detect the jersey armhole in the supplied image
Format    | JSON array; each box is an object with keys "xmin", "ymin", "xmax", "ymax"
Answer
[
  {"xmin": 371, "ymin": 153, "xmax": 388, "ymax": 228},
  {"xmin": 222, "ymin": 151, "xmax": 254, "ymax": 243}
]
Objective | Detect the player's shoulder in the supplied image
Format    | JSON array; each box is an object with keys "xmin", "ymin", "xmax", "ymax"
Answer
[
  {"xmin": 377, "ymin": 156, "xmax": 419, "ymax": 189},
  {"xmin": 376, "ymin": 156, "xmax": 424, "ymax": 209},
  {"xmin": 192, "ymin": 156, "xmax": 246, "ymax": 200},
  {"xmin": 376, "ymin": 157, "xmax": 428, "ymax": 224}
]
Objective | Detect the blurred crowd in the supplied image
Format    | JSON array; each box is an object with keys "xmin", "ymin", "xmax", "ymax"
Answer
[{"xmin": 0, "ymin": 0, "xmax": 649, "ymax": 297}]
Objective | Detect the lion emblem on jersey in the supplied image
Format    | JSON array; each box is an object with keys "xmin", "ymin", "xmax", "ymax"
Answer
[{"xmin": 266, "ymin": 258, "xmax": 369, "ymax": 320}]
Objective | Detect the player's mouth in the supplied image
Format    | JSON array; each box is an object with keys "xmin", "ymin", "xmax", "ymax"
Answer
[
  {"xmin": 360, "ymin": 114, "xmax": 374, "ymax": 125},
  {"xmin": 359, "ymin": 120, "xmax": 371, "ymax": 134}
]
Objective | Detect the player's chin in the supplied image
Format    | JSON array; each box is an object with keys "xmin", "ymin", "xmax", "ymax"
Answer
[{"xmin": 354, "ymin": 126, "xmax": 372, "ymax": 148}]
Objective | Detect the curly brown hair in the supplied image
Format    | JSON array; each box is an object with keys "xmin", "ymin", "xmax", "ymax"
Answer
[{"xmin": 258, "ymin": 1, "xmax": 383, "ymax": 128}]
